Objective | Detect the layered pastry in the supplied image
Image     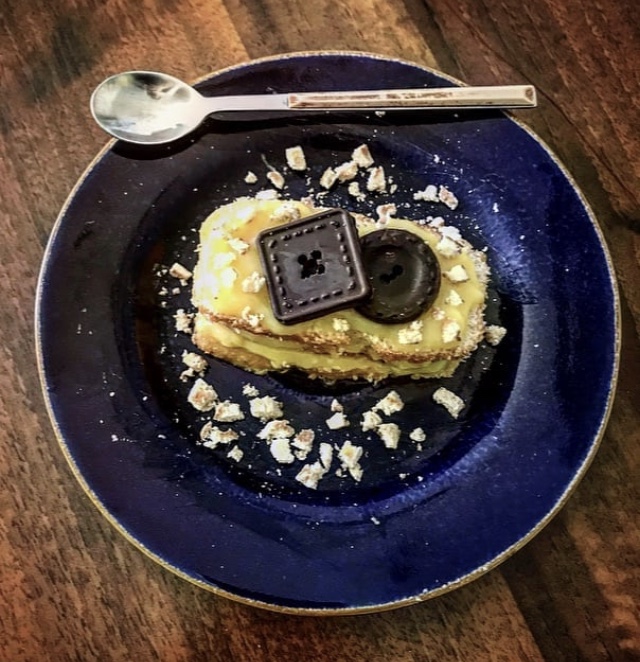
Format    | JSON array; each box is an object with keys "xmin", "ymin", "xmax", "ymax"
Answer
[{"xmin": 191, "ymin": 198, "xmax": 489, "ymax": 382}]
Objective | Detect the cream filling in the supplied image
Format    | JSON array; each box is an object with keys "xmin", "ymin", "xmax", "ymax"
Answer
[{"xmin": 195, "ymin": 317, "xmax": 457, "ymax": 378}]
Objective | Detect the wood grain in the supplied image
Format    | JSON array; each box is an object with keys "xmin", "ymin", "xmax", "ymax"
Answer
[{"xmin": 0, "ymin": 0, "xmax": 638, "ymax": 660}]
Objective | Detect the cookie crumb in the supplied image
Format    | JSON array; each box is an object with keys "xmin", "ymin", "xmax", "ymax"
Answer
[
  {"xmin": 366, "ymin": 166, "xmax": 386, "ymax": 192},
  {"xmin": 373, "ymin": 390, "xmax": 404, "ymax": 416},
  {"xmin": 174, "ymin": 309, "xmax": 194, "ymax": 334},
  {"xmin": 485, "ymin": 325, "xmax": 507, "ymax": 346},
  {"xmin": 249, "ymin": 396, "xmax": 283, "ymax": 422},
  {"xmin": 188, "ymin": 378, "xmax": 218, "ymax": 412},
  {"xmin": 352, "ymin": 144, "xmax": 374, "ymax": 168},
  {"xmin": 285, "ymin": 145, "xmax": 307, "ymax": 171},
  {"xmin": 169, "ymin": 262, "xmax": 192, "ymax": 282},
  {"xmin": 444, "ymin": 264, "xmax": 469, "ymax": 283},
  {"xmin": 295, "ymin": 461, "xmax": 327, "ymax": 489},
  {"xmin": 227, "ymin": 446, "xmax": 244, "ymax": 462},
  {"xmin": 241, "ymin": 271, "xmax": 266, "ymax": 294},
  {"xmin": 433, "ymin": 387, "xmax": 465, "ymax": 418},
  {"xmin": 377, "ymin": 422, "xmax": 401, "ymax": 449},
  {"xmin": 332, "ymin": 317, "xmax": 350, "ymax": 333},
  {"xmin": 326, "ymin": 412, "xmax": 350, "ymax": 430},
  {"xmin": 409, "ymin": 427, "xmax": 426, "ymax": 443},
  {"xmin": 213, "ymin": 401, "xmax": 245, "ymax": 423},
  {"xmin": 361, "ymin": 410, "xmax": 383, "ymax": 432},
  {"xmin": 266, "ymin": 170, "xmax": 285, "ymax": 189},
  {"xmin": 398, "ymin": 320, "xmax": 423, "ymax": 345}
]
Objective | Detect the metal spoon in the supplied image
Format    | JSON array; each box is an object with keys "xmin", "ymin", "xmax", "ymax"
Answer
[{"xmin": 90, "ymin": 70, "xmax": 537, "ymax": 145}]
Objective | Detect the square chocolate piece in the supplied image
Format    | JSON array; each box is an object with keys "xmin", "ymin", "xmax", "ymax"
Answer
[{"xmin": 257, "ymin": 208, "xmax": 371, "ymax": 324}]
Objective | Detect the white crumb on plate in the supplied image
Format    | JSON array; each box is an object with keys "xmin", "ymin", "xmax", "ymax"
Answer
[
  {"xmin": 433, "ymin": 387, "xmax": 465, "ymax": 419},
  {"xmin": 326, "ymin": 412, "xmax": 350, "ymax": 430},
  {"xmin": 249, "ymin": 396, "xmax": 283, "ymax": 421},
  {"xmin": 187, "ymin": 378, "xmax": 218, "ymax": 412},
  {"xmin": 373, "ymin": 390, "xmax": 404, "ymax": 416},
  {"xmin": 285, "ymin": 145, "xmax": 307, "ymax": 171},
  {"xmin": 485, "ymin": 325, "xmax": 507, "ymax": 346},
  {"xmin": 376, "ymin": 422, "xmax": 401, "ymax": 449}
]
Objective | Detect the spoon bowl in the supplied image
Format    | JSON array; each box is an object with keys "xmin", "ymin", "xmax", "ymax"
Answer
[
  {"xmin": 90, "ymin": 70, "xmax": 537, "ymax": 146},
  {"xmin": 90, "ymin": 71, "xmax": 209, "ymax": 145}
]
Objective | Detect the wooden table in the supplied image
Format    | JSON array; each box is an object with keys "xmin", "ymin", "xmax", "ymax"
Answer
[{"xmin": 1, "ymin": 1, "xmax": 638, "ymax": 659}]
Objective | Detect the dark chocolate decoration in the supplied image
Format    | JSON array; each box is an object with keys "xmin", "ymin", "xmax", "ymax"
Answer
[
  {"xmin": 257, "ymin": 209, "xmax": 371, "ymax": 325},
  {"xmin": 356, "ymin": 228, "xmax": 441, "ymax": 324}
]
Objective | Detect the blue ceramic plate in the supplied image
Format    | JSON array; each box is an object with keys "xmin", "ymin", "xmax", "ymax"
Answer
[{"xmin": 36, "ymin": 53, "xmax": 619, "ymax": 614}]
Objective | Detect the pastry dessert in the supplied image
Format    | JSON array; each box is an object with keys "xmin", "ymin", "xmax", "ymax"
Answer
[{"xmin": 191, "ymin": 197, "xmax": 489, "ymax": 382}]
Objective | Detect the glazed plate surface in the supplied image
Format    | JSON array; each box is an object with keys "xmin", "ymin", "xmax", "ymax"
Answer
[{"xmin": 36, "ymin": 53, "xmax": 619, "ymax": 613}]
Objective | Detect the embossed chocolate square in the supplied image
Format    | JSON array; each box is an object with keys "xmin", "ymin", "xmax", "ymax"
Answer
[{"xmin": 257, "ymin": 208, "xmax": 371, "ymax": 325}]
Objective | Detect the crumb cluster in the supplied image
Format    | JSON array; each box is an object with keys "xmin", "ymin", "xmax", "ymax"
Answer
[{"xmin": 144, "ymin": 141, "xmax": 509, "ymax": 489}]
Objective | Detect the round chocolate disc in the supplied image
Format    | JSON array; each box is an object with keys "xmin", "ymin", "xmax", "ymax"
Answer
[{"xmin": 356, "ymin": 228, "xmax": 441, "ymax": 324}]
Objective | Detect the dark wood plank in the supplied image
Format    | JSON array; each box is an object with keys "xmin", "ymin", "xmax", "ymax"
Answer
[{"xmin": 0, "ymin": 0, "xmax": 638, "ymax": 659}]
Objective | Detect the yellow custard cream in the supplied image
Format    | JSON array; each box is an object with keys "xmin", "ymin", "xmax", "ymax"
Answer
[{"xmin": 191, "ymin": 198, "xmax": 489, "ymax": 382}]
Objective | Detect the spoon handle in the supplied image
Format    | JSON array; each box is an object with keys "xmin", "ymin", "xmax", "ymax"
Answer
[{"xmin": 286, "ymin": 85, "xmax": 536, "ymax": 110}]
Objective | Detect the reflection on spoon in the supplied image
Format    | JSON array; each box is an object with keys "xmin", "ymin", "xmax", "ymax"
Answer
[{"xmin": 90, "ymin": 70, "xmax": 537, "ymax": 146}]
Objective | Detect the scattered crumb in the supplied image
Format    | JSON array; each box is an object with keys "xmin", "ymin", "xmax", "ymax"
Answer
[
  {"xmin": 338, "ymin": 440, "xmax": 364, "ymax": 481},
  {"xmin": 373, "ymin": 390, "xmax": 404, "ymax": 416},
  {"xmin": 485, "ymin": 325, "xmax": 507, "ymax": 346},
  {"xmin": 227, "ymin": 446, "xmax": 244, "ymax": 462},
  {"xmin": 335, "ymin": 161, "xmax": 359, "ymax": 182},
  {"xmin": 445, "ymin": 289, "xmax": 463, "ymax": 307},
  {"xmin": 444, "ymin": 264, "xmax": 469, "ymax": 283},
  {"xmin": 270, "ymin": 437, "xmax": 295, "ymax": 464},
  {"xmin": 242, "ymin": 384, "xmax": 260, "ymax": 398},
  {"xmin": 244, "ymin": 171, "xmax": 258, "ymax": 184},
  {"xmin": 413, "ymin": 184, "xmax": 439, "ymax": 202},
  {"xmin": 240, "ymin": 306, "xmax": 264, "ymax": 329},
  {"xmin": 266, "ymin": 170, "xmax": 285, "ymax": 189},
  {"xmin": 361, "ymin": 410, "xmax": 383, "ymax": 432},
  {"xmin": 174, "ymin": 309, "xmax": 194, "ymax": 334},
  {"xmin": 330, "ymin": 399, "xmax": 344, "ymax": 413},
  {"xmin": 326, "ymin": 412, "xmax": 350, "ymax": 430},
  {"xmin": 188, "ymin": 378, "xmax": 218, "ymax": 412},
  {"xmin": 169, "ymin": 262, "xmax": 192, "ymax": 282},
  {"xmin": 270, "ymin": 201, "xmax": 302, "ymax": 224},
  {"xmin": 201, "ymin": 425, "xmax": 239, "ymax": 448},
  {"xmin": 366, "ymin": 166, "xmax": 386, "ymax": 192},
  {"xmin": 332, "ymin": 317, "xmax": 350, "ymax": 333},
  {"xmin": 436, "ymin": 236, "xmax": 461, "ymax": 258},
  {"xmin": 352, "ymin": 144, "xmax": 374, "ymax": 168},
  {"xmin": 398, "ymin": 320, "xmax": 423, "ymax": 345},
  {"xmin": 255, "ymin": 189, "xmax": 280, "ymax": 200},
  {"xmin": 431, "ymin": 307, "xmax": 446, "ymax": 321},
  {"xmin": 285, "ymin": 145, "xmax": 307, "ymax": 171},
  {"xmin": 409, "ymin": 427, "xmax": 426, "ymax": 443},
  {"xmin": 295, "ymin": 461, "xmax": 327, "ymax": 489},
  {"xmin": 376, "ymin": 203, "xmax": 396, "ymax": 226},
  {"xmin": 438, "ymin": 185, "xmax": 459, "ymax": 210},
  {"xmin": 241, "ymin": 271, "xmax": 266, "ymax": 294},
  {"xmin": 249, "ymin": 396, "xmax": 283, "ymax": 421},
  {"xmin": 319, "ymin": 167, "xmax": 338, "ymax": 189},
  {"xmin": 182, "ymin": 351, "xmax": 207, "ymax": 374},
  {"xmin": 213, "ymin": 400, "xmax": 245, "ymax": 423},
  {"xmin": 258, "ymin": 419, "xmax": 295, "ymax": 440},
  {"xmin": 319, "ymin": 442, "xmax": 333, "ymax": 470},
  {"xmin": 292, "ymin": 429, "xmax": 315, "ymax": 459},
  {"xmin": 442, "ymin": 319, "xmax": 461, "ymax": 343},
  {"xmin": 228, "ymin": 237, "xmax": 250, "ymax": 254},
  {"xmin": 377, "ymin": 423, "xmax": 401, "ymax": 449},
  {"xmin": 347, "ymin": 181, "xmax": 365, "ymax": 201},
  {"xmin": 433, "ymin": 387, "xmax": 465, "ymax": 419}
]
